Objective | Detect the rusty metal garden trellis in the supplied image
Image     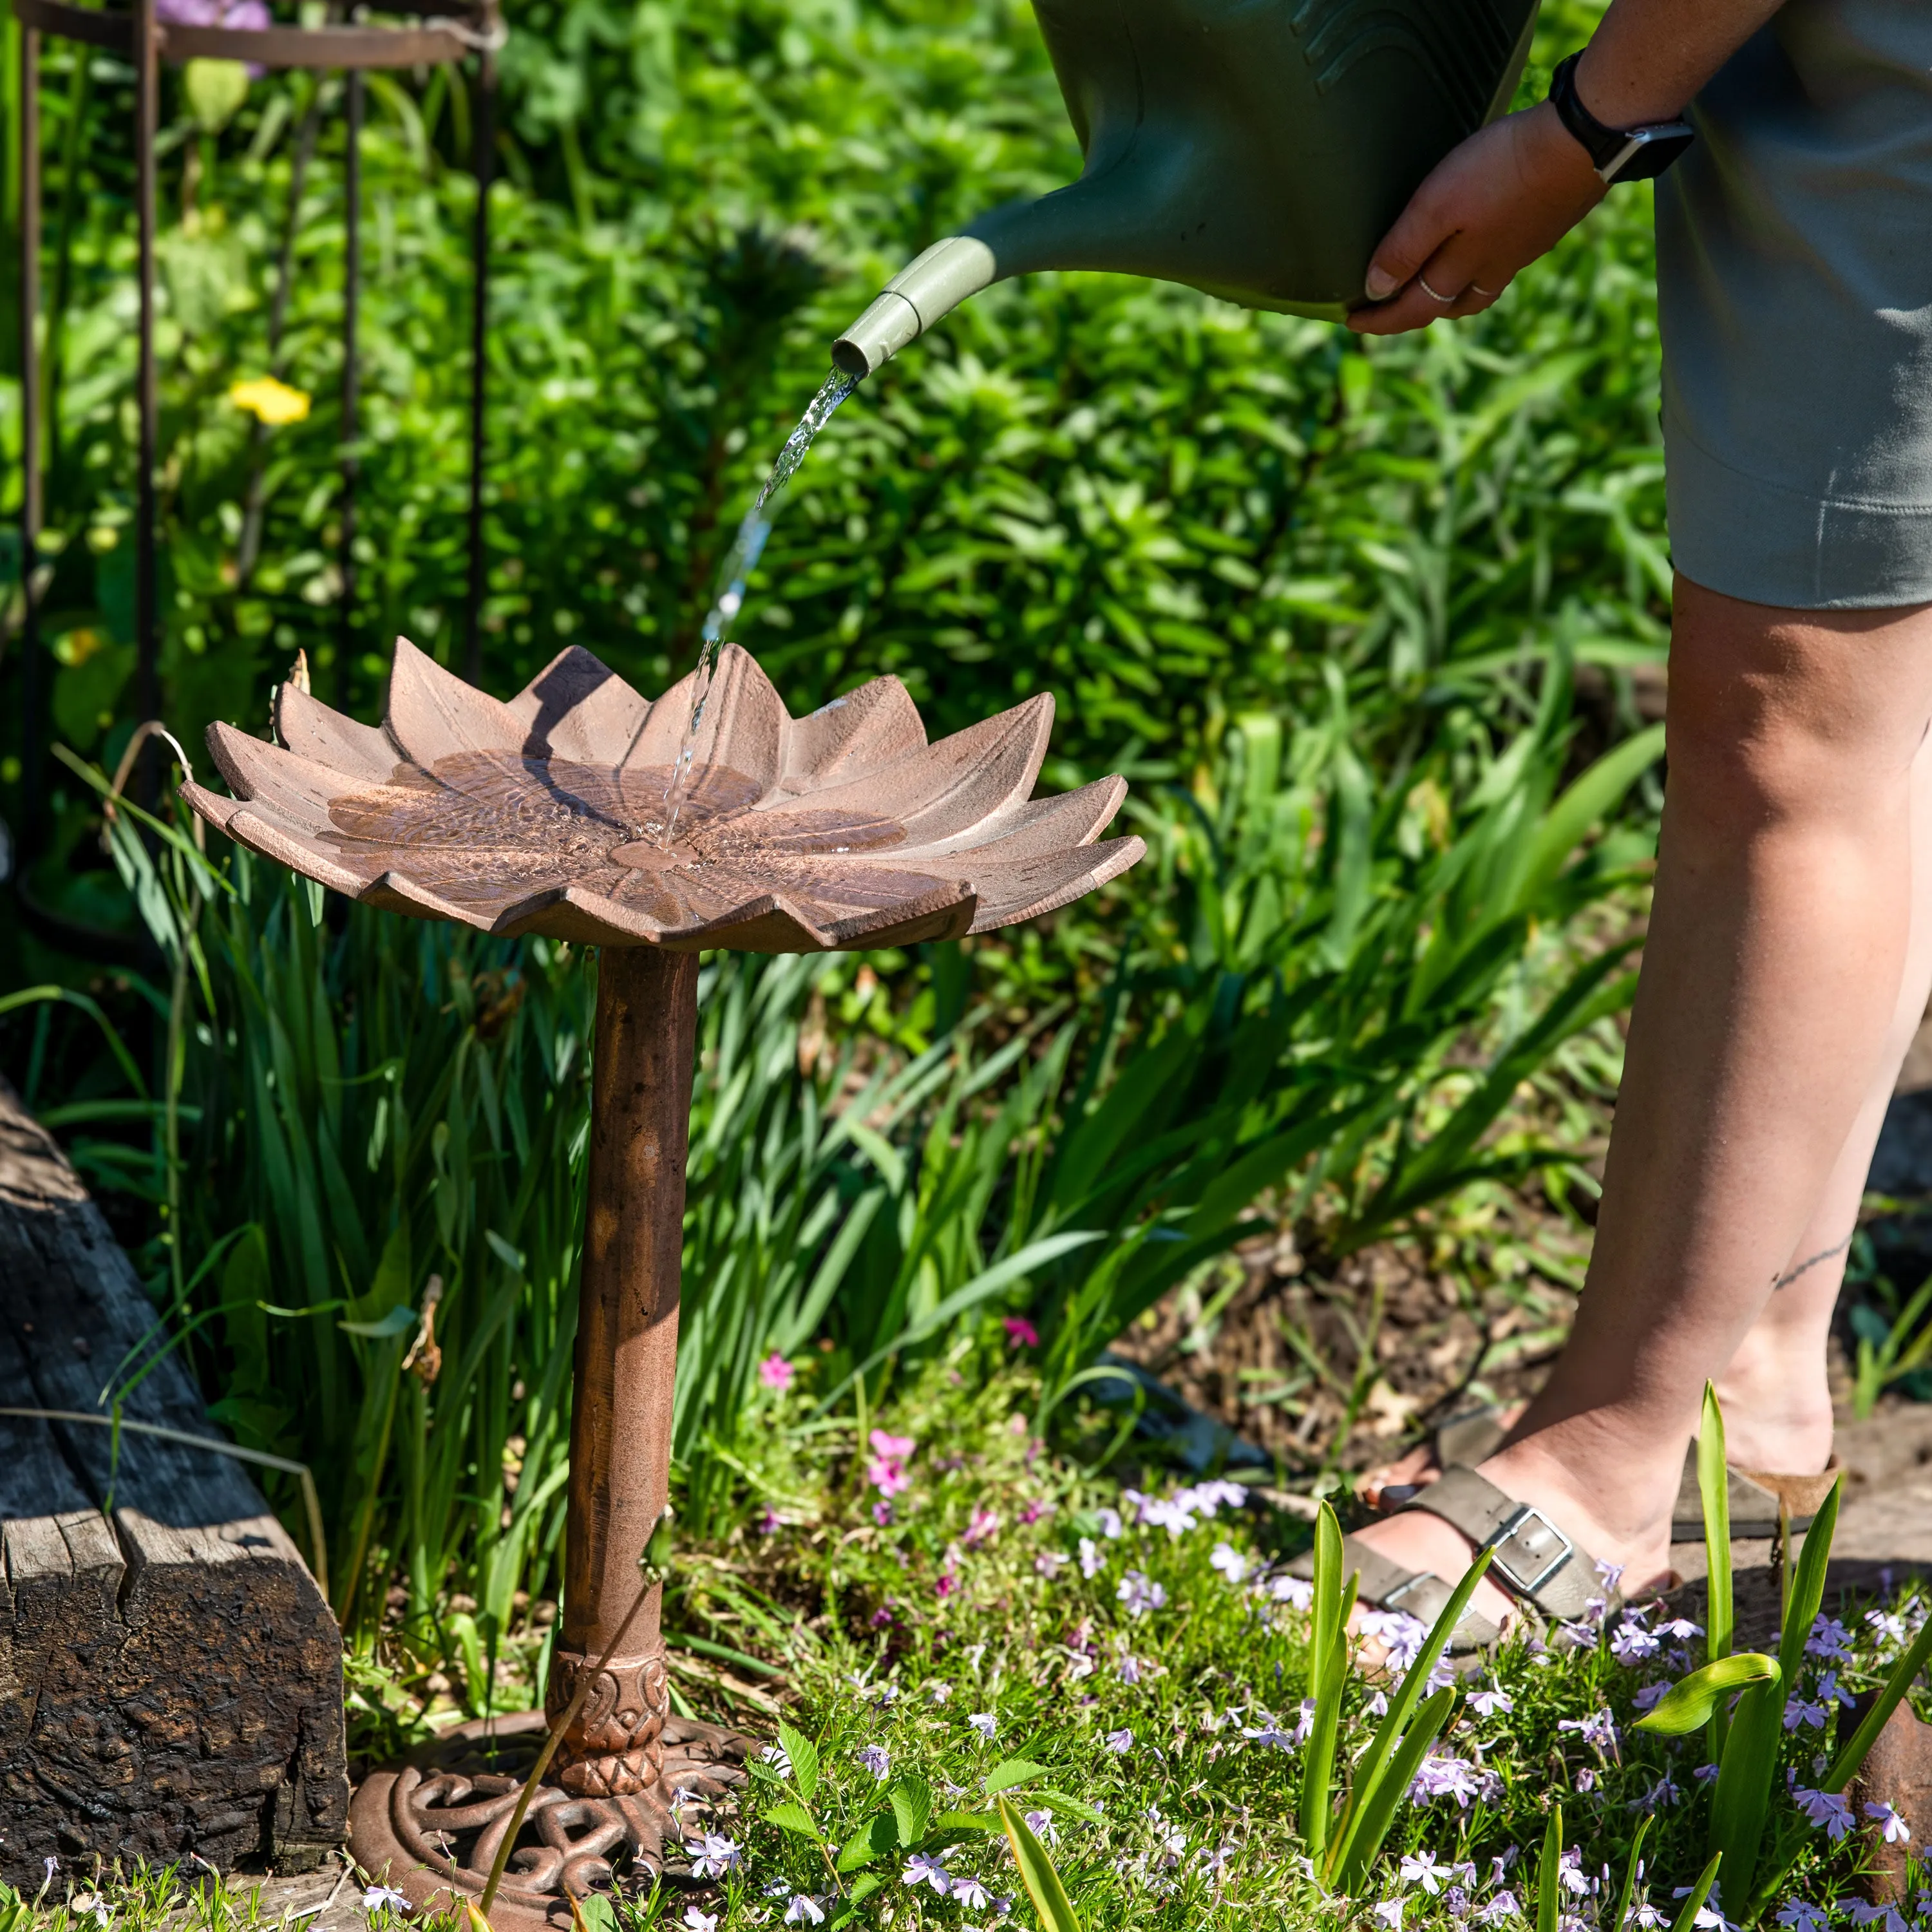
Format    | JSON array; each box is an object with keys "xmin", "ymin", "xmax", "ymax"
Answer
[{"xmin": 13, "ymin": 0, "xmax": 502, "ymax": 857}]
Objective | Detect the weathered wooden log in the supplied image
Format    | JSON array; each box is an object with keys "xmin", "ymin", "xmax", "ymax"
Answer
[{"xmin": 0, "ymin": 1078, "xmax": 347, "ymax": 1881}]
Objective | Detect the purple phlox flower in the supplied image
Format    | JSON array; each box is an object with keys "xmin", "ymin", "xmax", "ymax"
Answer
[
  {"xmin": 757, "ymin": 1506, "xmax": 783, "ymax": 1534},
  {"xmin": 1096, "ymin": 1506, "xmax": 1124, "ymax": 1540},
  {"xmin": 1783, "ymin": 1699, "xmax": 1828, "ymax": 1731},
  {"xmin": 1137, "ymin": 1494, "xmax": 1198, "ymax": 1537},
  {"xmin": 1491, "ymin": 1850, "xmax": 1520, "ymax": 1884},
  {"xmin": 1793, "ymin": 1786, "xmax": 1855, "ymax": 1840},
  {"xmin": 361, "ymin": 1886, "xmax": 410, "ymax": 1913},
  {"xmin": 1642, "ymin": 1772, "xmax": 1683, "ymax": 1807},
  {"xmin": 928, "ymin": 1680, "xmax": 952, "ymax": 1704},
  {"xmin": 1271, "ymin": 1573, "xmax": 1315, "ymax": 1609},
  {"xmin": 1293, "ymin": 1698, "xmax": 1318, "ymax": 1743},
  {"xmin": 1595, "ymin": 1557, "xmax": 1627, "ymax": 1591},
  {"xmin": 761, "ymin": 1742, "xmax": 793, "ymax": 1775},
  {"xmin": 858, "ymin": 1744, "xmax": 891, "ymax": 1780},
  {"xmin": 1210, "ymin": 1540, "xmax": 1249, "ymax": 1582},
  {"xmin": 1774, "ymin": 1904, "xmax": 1828, "ymax": 1932},
  {"xmin": 685, "ymin": 1832, "xmax": 742, "ymax": 1878},
  {"xmin": 784, "ymin": 1895, "xmax": 826, "ymax": 1926},
  {"xmin": 1079, "ymin": 1536, "xmax": 1103, "ymax": 1579},
  {"xmin": 1105, "ymin": 1728, "xmax": 1133, "ymax": 1754},
  {"xmin": 1373, "ymin": 1900, "xmax": 1406, "ymax": 1929},
  {"xmin": 1117, "ymin": 1570, "xmax": 1168, "ymax": 1618},
  {"xmin": 1176, "ymin": 1479, "xmax": 1247, "ymax": 1517},
  {"xmin": 1023, "ymin": 1808, "xmax": 1057, "ymax": 1844},
  {"xmin": 902, "ymin": 1850, "xmax": 952, "ymax": 1894},
  {"xmin": 1115, "ymin": 1649, "xmax": 1142, "ymax": 1685},
  {"xmin": 1468, "ymin": 1688, "xmax": 1514, "ymax": 1718},
  {"xmin": 1479, "ymin": 1893, "xmax": 1521, "ymax": 1925},
  {"xmin": 1359, "ymin": 1608, "xmax": 1428, "ymax": 1672},
  {"xmin": 1577, "ymin": 1768, "xmax": 1598, "ymax": 1794},
  {"xmin": 1558, "ymin": 1709, "xmax": 1620, "ymax": 1752},
  {"xmin": 963, "ymin": 1506, "xmax": 1000, "ymax": 1548},
  {"xmin": 967, "ymin": 1711, "xmax": 998, "ymax": 1741},
  {"xmin": 1865, "ymin": 1801, "xmax": 1911, "ymax": 1844},
  {"xmin": 1869, "ymin": 1609, "xmax": 1909, "ymax": 1644},
  {"xmin": 1632, "ymin": 1680, "xmax": 1672, "ymax": 1712},
  {"xmin": 1847, "ymin": 1909, "xmax": 1910, "ymax": 1932},
  {"xmin": 952, "ymin": 1874, "xmax": 994, "ymax": 1910},
  {"xmin": 1410, "ymin": 1752, "xmax": 1482, "ymax": 1808},
  {"xmin": 1036, "ymin": 1550, "xmax": 1068, "ymax": 1580},
  {"xmin": 1805, "ymin": 1615, "xmax": 1853, "ymax": 1660},
  {"xmin": 1003, "ymin": 1314, "xmax": 1039, "ymax": 1348},
  {"xmin": 1558, "ymin": 1850, "xmax": 1590, "ymax": 1898},
  {"xmin": 1815, "ymin": 1669, "xmax": 1855, "ymax": 1709},
  {"xmin": 1196, "ymin": 1841, "xmax": 1236, "ymax": 1877},
  {"xmin": 1656, "ymin": 1617, "xmax": 1704, "ymax": 1641},
  {"xmin": 1692, "ymin": 1763, "xmax": 1721, "ymax": 1784},
  {"xmin": 1065, "ymin": 1653, "xmax": 1096, "ymax": 1682},
  {"xmin": 1611, "ymin": 1618, "xmax": 1662, "ymax": 1665},
  {"xmin": 867, "ymin": 1428, "xmax": 914, "ymax": 1497},
  {"xmin": 1242, "ymin": 1714, "xmax": 1293, "ymax": 1750},
  {"xmin": 1554, "ymin": 1619, "xmax": 1602, "ymax": 1651},
  {"xmin": 681, "ymin": 1909, "xmax": 719, "ymax": 1932},
  {"xmin": 1021, "ymin": 1498, "xmax": 1053, "ymax": 1526},
  {"xmin": 1628, "ymin": 1906, "xmax": 1666, "ymax": 1931},
  {"xmin": 1401, "ymin": 1850, "xmax": 1446, "ymax": 1894},
  {"xmin": 758, "ymin": 1352, "xmax": 795, "ymax": 1392},
  {"xmin": 1365, "ymin": 1690, "xmax": 1390, "ymax": 1717}
]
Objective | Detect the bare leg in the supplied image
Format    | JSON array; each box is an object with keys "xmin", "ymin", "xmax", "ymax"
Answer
[
  {"xmin": 1350, "ymin": 579, "xmax": 1932, "ymax": 1630},
  {"xmin": 1714, "ymin": 724, "xmax": 1932, "ymax": 1475}
]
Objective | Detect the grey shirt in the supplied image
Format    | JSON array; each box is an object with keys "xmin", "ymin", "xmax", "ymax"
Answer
[{"xmin": 1655, "ymin": 0, "xmax": 1932, "ymax": 608}]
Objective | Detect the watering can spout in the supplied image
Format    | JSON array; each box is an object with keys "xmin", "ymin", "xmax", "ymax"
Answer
[{"xmin": 829, "ymin": 0, "xmax": 1540, "ymax": 379}]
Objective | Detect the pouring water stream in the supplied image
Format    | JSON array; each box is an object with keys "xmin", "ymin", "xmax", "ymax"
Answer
[{"xmin": 657, "ymin": 368, "xmax": 861, "ymax": 848}]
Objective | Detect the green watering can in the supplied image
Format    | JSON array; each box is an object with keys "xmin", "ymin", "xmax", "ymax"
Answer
[{"xmin": 832, "ymin": 0, "xmax": 1540, "ymax": 377}]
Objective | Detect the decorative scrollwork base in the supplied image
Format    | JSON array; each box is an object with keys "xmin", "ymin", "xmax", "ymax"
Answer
[{"xmin": 348, "ymin": 1707, "xmax": 752, "ymax": 1931}]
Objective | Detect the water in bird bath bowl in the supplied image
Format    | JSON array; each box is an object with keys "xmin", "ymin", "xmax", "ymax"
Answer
[{"xmin": 657, "ymin": 366, "xmax": 860, "ymax": 848}]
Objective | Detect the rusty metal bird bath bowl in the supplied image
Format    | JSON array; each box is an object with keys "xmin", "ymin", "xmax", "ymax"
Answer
[{"xmin": 180, "ymin": 638, "xmax": 1143, "ymax": 1927}]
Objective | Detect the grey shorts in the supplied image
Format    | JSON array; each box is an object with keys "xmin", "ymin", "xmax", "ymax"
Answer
[{"xmin": 1656, "ymin": 0, "xmax": 1932, "ymax": 611}]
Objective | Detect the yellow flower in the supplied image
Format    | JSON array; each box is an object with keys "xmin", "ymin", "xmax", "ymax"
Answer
[{"xmin": 228, "ymin": 376, "xmax": 311, "ymax": 426}]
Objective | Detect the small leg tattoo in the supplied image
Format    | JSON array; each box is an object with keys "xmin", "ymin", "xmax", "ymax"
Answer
[{"xmin": 1772, "ymin": 1229, "xmax": 1855, "ymax": 1291}]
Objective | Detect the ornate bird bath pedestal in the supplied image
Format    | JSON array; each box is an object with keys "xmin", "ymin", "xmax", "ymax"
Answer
[{"xmin": 180, "ymin": 637, "xmax": 1143, "ymax": 1927}]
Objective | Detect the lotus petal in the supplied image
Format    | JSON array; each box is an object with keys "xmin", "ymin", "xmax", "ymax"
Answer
[
  {"xmin": 506, "ymin": 646, "xmax": 652, "ymax": 764},
  {"xmin": 621, "ymin": 644, "xmax": 786, "ymax": 802},
  {"xmin": 384, "ymin": 635, "xmax": 528, "ymax": 770},
  {"xmin": 894, "ymin": 775, "xmax": 1127, "ymax": 863},
  {"xmin": 781, "ymin": 676, "xmax": 926, "ymax": 792},
  {"xmin": 208, "ymin": 724, "xmax": 362, "ymax": 834},
  {"xmin": 275, "ymin": 685, "xmax": 404, "ymax": 783},
  {"xmin": 958, "ymin": 835, "xmax": 1146, "ymax": 933}
]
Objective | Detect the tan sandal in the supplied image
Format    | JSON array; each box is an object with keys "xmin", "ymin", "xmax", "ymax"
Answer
[
  {"xmin": 1378, "ymin": 1403, "xmax": 1840, "ymax": 1542},
  {"xmin": 1292, "ymin": 1463, "xmax": 1617, "ymax": 1655}
]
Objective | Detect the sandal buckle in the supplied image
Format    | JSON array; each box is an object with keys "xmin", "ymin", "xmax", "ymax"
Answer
[{"xmin": 1482, "ymin": 1504, "xmax": 1573, "ymax": 1597}]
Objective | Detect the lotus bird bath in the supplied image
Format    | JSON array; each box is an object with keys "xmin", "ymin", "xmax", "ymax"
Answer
[{"xmin": 180, "ymin": 636, "xmax": 1144, "ymax": 1926}]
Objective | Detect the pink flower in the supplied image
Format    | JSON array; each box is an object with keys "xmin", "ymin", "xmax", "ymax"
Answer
[
  {"xmin": 934, "ymin": 1574, "xmax": 958, "ymax": 1600},
  {"xmin": 964, "ymin": 1508, "xmax": 1000, "ymax": 1548},
  {"xmin": 866, "ymin": 1429, "xmax": 914, "ymax": 1497},
  {"xmin": 873, "ymin": 1501, "xmax": 895, "ymax": 1527},
  {"xmin": 1003, "ymin": 1316, "xmax": 1039, "ymax": 1349},
  {"xmin": 759, "ymin": 1353, "xmax": 796, "ymax": 1392}
]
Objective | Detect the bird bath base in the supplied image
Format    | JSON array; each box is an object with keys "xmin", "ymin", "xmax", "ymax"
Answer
[{"xmin": 350, "ymin": 1707, "xmax": 752, "ymax": 1929}]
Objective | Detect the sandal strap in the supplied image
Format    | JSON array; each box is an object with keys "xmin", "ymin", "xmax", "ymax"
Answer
[
  {"xmin": 1404, "ymin": 1464, "xmax": 1608, "ymax": 1624},
  {"xmin": 1343, "ymin": 1535, "xmax": 1504, "ymax": 1653}
]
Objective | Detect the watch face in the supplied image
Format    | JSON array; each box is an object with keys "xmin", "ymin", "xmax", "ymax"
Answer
[{"xmin": 1610, "ymin": 124, "xmax": 1696, "ymax": 182}]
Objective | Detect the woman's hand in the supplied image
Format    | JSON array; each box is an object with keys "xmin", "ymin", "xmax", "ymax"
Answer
[{"xmin": 1346, "ymin": 101, "xmax": 1610, "ymax": 336}]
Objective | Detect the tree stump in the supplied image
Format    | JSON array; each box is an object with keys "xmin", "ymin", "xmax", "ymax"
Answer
[{"xmin": 0, "ymin": 1079, "xmax": 347, "ymax": 1882}]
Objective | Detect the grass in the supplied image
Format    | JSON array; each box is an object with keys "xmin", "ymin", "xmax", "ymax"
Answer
[{"xmin": 14, "ymin": 1361, "xmax": 1931, "ymax": 1932}]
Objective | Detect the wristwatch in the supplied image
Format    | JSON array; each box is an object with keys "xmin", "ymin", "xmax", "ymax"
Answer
[{"xmin": 1548, "ymin": 52, "xmax": 1696, "ymax": 183}]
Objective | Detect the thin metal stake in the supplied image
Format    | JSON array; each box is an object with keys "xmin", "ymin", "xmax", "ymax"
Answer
[
  {"xmin": 462, "ymin": 34, "xmax": 493, "ymax": 684},
  {"xmin": 133, "ymin": 0, "xmax": 159, "ymax": 797},
  {"xmin": 17, "ymin": 20, "xmax": 43, "ymax": 864},
  {"xmin": 341, "ymin": 64, "xmax": 361, "ymax": 679}
]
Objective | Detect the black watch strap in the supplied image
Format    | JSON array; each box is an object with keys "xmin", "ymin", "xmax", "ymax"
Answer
[{"xmin": 1548, "ymin": 52, "xmax": 1696, "ymax": 184}]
